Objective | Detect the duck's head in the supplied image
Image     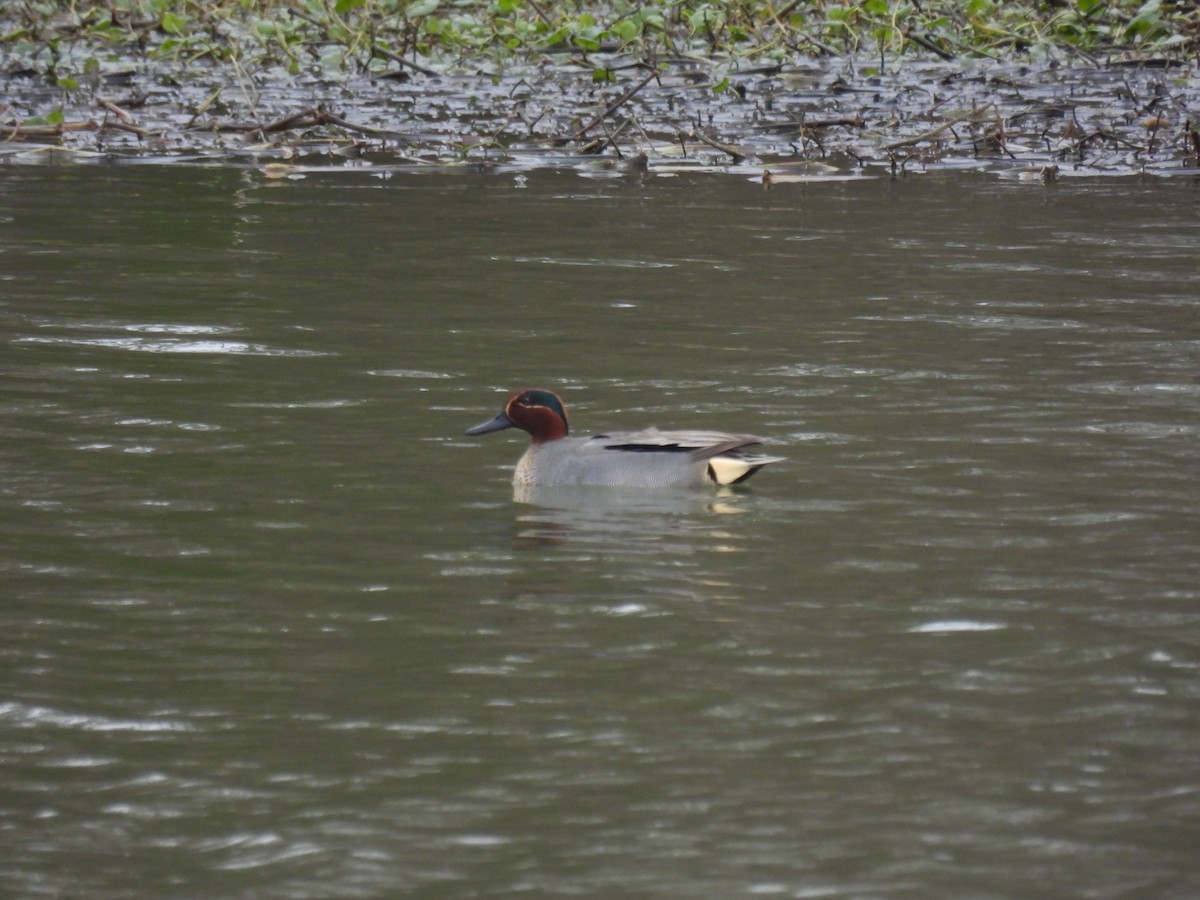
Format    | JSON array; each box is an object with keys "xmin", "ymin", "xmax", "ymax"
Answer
[{"xmin": 465, "ymin": 388, "xmax": 569, "ymax": 444}]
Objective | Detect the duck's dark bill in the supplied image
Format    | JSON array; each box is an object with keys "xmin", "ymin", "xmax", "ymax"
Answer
[{"xmin": 465, "ymin": 411, "xmax": 514, "ymax": 435}]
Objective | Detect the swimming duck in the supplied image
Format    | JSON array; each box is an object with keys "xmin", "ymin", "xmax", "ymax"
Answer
[{"xmin": 465, "ymin": 388, "xmax": 784, "ymax": 488}]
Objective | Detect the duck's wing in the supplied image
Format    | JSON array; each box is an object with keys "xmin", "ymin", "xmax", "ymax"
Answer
[
  {"xmin": 589, "ymin": 428, "xmax": 785, "ymax": 484},
  {"xmin": 588, "ymin": 428, "xmax": 752, "ymax": 456}
]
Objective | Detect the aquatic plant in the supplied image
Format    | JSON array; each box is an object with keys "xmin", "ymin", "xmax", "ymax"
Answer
[
  {"xmin": 2, "ymin": 1, "xmax": 1196, "ymax": 80},
  {"xmin": 2, "ymin": 2, "xmax": 1196, "ymax": 174}
]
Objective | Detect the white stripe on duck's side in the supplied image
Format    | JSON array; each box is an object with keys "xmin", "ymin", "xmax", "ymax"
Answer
[{"xmin": 465, "ymin": 388, "xmax": 785, "ymax": 488}]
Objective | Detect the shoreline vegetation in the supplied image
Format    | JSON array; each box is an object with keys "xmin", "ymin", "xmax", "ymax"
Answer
[{"xmin": 2, "ymin": 1, "xmax": 1198, "ymax": 176}]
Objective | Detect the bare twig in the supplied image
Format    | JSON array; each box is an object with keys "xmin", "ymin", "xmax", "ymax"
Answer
[
  {"xmin": 2, "ymin": 120, "xmax": 97, "ymax": 141},
  {"xmin": 883, "ymin": 107, "xmax": 992, "ymax": 151},
  {"xmin": 903, "ymin": 30, "xmax": 956, "ymax": 61},
  {"xmin": 570, "ymin": 68, "xmax": 658, "ymax": 141},
  {"xmin": 371, "ymin": 42, "xmax": 439, "ymax": 78},
  {"xmin": 100, "ymin": 120, "xmax": 153, "ymax": 138},
  {"xmin": 525, "ymin": 0, "xmax": 554, "ymax": 29},
  {"xmin": 597, "ymin": 116, "xmax": 633, "ymax": 157},
  {"xmin": 97, "ymin": 96, "xmax": 135, "ymax": 123},
  {"xmin": 774, "ymin": 0, "xmax": 805, "ymax": 20},
  {"xmin": 686, "ymin": 129, "xmax": 754, "ymax": 162},
  {"xmin": 210, "ymin": 106, "xmax": 395, "ymax": 140},
  {"xmin": 262, "ymin": 108, "xmax": 321, "ymax": 132},
  {"xmin": 321, "ymin": 110, "xmax": 396, "ymax": 138},
  {"xmin": 752, "ymin": 114, "xmax": 865, "ymax": 134}
]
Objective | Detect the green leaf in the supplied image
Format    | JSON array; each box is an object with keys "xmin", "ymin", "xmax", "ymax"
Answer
[
  {"xmin": 542, "ymin": 25, "xmax": 570, "ymax": 46},
  {"xmin": 640, "ymin": 11, "xmax": 665, "ymax": 31},
  {"xmin": 160, "ymin": 11, "xmax": 186, "ymax": 36},
  {"xmin": 46, "ymin": 108, "xmax": 65, "ymax": 125},
  {"xmin": 572, "ymin": 24, "xmax": 604, "ymax": 52},
  {"xmin": 592, "ymin": 67, "xmax": 615, "ymax": 83},
  {"xmin": 406, "ymin": 0, "xmax": 439, "ymax": 17},
  {"xmin": 335, "ymin": 0, "xmax": 367, "ymax": 13},
  {"xmin": 611, "ymin": 19, "xmax": 640, "ymax": 43},
  {"xmin": 1126, "ymin": 0, "xmax": 1164, "ymax": 36},
  {"xmin": 57, "ymin": 76, "xmax": 79, "ymax": 90}
]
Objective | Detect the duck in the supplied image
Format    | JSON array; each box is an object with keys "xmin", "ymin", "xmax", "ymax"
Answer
[{"xmin": 465, "ymin": 388, "xmax": 784, "ymax": 488}]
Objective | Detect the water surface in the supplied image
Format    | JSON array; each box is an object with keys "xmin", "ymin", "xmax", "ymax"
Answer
[{"xmin": 2, "ymin": 167, "xmax": 1198, "ymax": 898}]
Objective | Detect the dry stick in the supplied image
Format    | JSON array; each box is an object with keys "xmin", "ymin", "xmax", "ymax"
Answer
[
  {"xmin": 487, "ymin": 113, "xmax": 519, "ymax": 147},
  {"xmin": 525, "ymin": 0, "xmax": 554, "ymax": 29},
  {"xmin": 597, "ymin": 116, "xmax": 633, "ymax": 158},
  {"xmin": 903, "ymin": 30, "xmax": 955, "ymax": 61},
  {"xmin": 256, "ymin": 106, "xmax": 398, "ymax": 139},
  {"xmin": 262, "ymin": 108, "xmax": 321, "ymax": 132},
  {"xmin": 883, "ymin": 107, "xmax": 992, "ymax": 152},
  {"xmin": 1070, "ymin": 129, "xmax": 1144, "ymax": 154},
  {"xmin": 687, "ymin": 129, "xmax": 752, "ymax": 161},
  {"xmin": 371, "ymin": 42, "xmax": 439, "ymax": 78},
  {"xmin": 754, "ymin": 114, "xmax": 865, "ymax": 134},
  {"xmin": 627, "ymin": 113, "xmax": 655, "ymax": 148},
  {"xmin": 3, "ymin": 120, "xmax": 97, "ymax": 140},
  {"xmin": 230, "ymin": 53, "xmax": 261, "ymax": 118},
  {"xmin": 186, "ymin": 88, "xmax": 223, "ymax": 129},
  {"xmin": 805, "ymin": 115, "xmax": 866, "ymax": 129},
  {"xmin": 520, "ymin": 104, "xmax": 550, "ymax": 135},
  {"xmin": 97, "ymin": 96, "xmax": 135, "ymax": 124},
  {"xmin": 101, "ymin": 120, "xmax": 153, "ymax": 138},
  {"xmin": 784, "ymin": 33, "xmax": 843, "ymax": 58},
  {"xmin": 570, "ymin": 69, "xmax": 658, "ymax": 141},
  {"xmin": 321, "ymin": 110, "xmax": 397, "ymax": 138}
]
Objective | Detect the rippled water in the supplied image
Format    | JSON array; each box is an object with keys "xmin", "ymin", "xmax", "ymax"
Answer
[{"xmin": 2, "ymin": 167, "xmax": 1198, "ymax": 898}]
